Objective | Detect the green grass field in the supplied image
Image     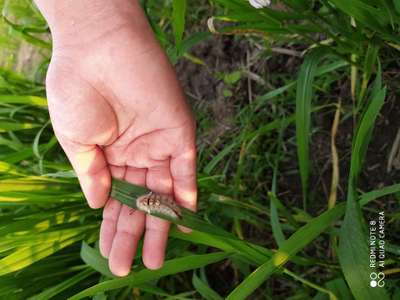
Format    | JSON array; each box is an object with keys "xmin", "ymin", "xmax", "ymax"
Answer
[{"xmin": 0, "ymin": 0, "xmax": 399, "ymax": 299}]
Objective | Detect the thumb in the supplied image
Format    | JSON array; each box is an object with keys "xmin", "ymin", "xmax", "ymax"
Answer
[{"xmin": 58, "ymin": 136, "xmax": 111, "ymax": 209}]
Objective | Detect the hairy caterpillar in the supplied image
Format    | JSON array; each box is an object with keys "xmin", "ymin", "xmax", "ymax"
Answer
[{"xmin": 136, "ymin": 192, "xmax": 182, "ymax": 219}]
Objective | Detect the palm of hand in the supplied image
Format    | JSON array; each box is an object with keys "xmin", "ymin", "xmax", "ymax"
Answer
[{"xmin": 45, "ymin": 32, "xmax": 197, "ymax": 275}]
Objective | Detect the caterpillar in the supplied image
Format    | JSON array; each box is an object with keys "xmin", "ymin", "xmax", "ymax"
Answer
[{"xmin": 136, "ymin": 192, "xmax": 182, "ymax": 219}]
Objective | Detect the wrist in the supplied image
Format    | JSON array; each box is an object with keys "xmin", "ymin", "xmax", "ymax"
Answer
[{"xmin": 34, "ymin": 0, "xmax": 150, "ymax": 49}]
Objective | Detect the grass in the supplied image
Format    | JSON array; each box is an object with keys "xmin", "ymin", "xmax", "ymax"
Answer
[{"xmin": 0, "ymin": 0, "xmax": 400, "ymax": 299}]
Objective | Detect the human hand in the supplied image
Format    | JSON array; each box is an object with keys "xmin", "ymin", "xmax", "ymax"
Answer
[{"xmin": 38, "ymin": 0, "xmax": 197, "ymax": 276}]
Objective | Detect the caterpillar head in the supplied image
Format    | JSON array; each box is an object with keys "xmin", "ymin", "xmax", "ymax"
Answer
[{"xmin": 136, "ymin": 193, "xmax": 152, "ymax": 213}]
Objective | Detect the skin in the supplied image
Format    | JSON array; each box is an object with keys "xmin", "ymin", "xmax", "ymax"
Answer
[{"xmin": 34, "ymin": 0, "xmax": 197, "ymax": 276}]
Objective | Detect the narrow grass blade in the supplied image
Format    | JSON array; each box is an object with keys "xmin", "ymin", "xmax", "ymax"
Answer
[
  {"xmin": 192, "ymin": 273, "xmax": 223, "ymax": 300},
  {"xmin": 0, "ymin": 121, "xmax": 40, "ymax": 132},
  {"xmin": 28, "ymin": 268, "xmax": 95, "ymax": 300},
  {"xmin": 395, "ymin": 0, "xmax": 400, "ymax": 13},
  {"xmin": 204, "ymin": 142, "xmax": 238, "ymax": 174},
  {"xmin": 350, "ymin": 88, "xmax": 386, "ymax": 181},
  {"xmin": 69, "ymin": 252, "xmax": 231, "ymax": 299},
  {"xmin": 270, "ymin": 128, "xmax": 286, "ymax": 247},
  {"xmin": 295, "ymin": 48, "xmax": 326, "ymax": 209},
  {"xmin": 111, "ymin": 178, "xmax": 234, "ymax": 238},
  {"xmin": 359, "ymin": 183, "xmax": 400, "ymax": 206},
  {"xmin": 359, "ymin": 43, "xmax": 379, "ymax": 102},
  {"xmin": 338, "ymin": 86, "xmax": 389, "ymax": 300},
  {"xmin": 172, "ymin": 0, "xmax": 187, "ymax": 50},
  {"xmin": 32, "ymin": 123, "xmax": 51, "ymax": 156},
  {"xmin": 170, "ymin": 228, "xmax": 269, "ymax": 265},
  {"xmin": 1, "ymin": 16, "xmax": 51, "ymax": 48},
  {"xmin": 338, "ymin": 192, "xmax": 388, "ymax": 300},
  {"xmin": 80, "ymin": 242, "xmax": 115, "ymax": 278},
  {"xmin": 283, "ymin": 269, "xmax": 338, "ymax": 300},
  {"xmin": 110, "ymin": 178, "xmax": 148, "ymax": 196},
  {"xmin": 180, "ymin": 31, "xmax": 211, "ymax": 54},
  {"xmin": 324, "ymin": 277, "xmax": 352, "ymax": 300},
  {"xmin": 0, "ymin": 95, "xmax": 47, "ymax": 107},
  {"xmin": 270, "ymin": 195, "xmax": 285, "ymax": 247},
  {"xmin": 268, "ymin": 192, "xmax": 299, "ymax": 228}
]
